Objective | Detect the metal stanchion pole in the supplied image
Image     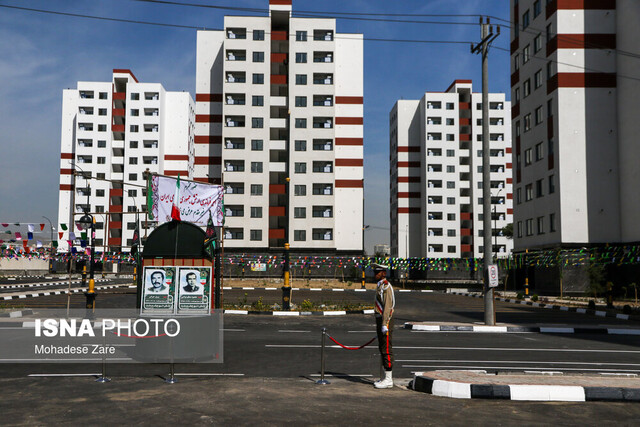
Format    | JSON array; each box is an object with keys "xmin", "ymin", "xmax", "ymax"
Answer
[
  {"xmin": 316, "ymin": 327, "xmax": 330, "ymax": 385},
  {"xmin": 165, "ymin": 333, "xmax": 177, "ymax": 384},
  {"xmin": 96, "ymin": 333, "xmax": 111, "ymax": 383}
]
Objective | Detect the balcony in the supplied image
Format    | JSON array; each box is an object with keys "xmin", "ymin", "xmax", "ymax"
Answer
[
  {"xmin": 225, "ymin": 116, "xmax": 245, "ymax": 127},
  {"xmin": 314, "ymin": 30, "xmax": 334, "ymax": 41},
  {"xmin": 269, "ymin": 162, "xmax": 286, "ymax": 173},
  {"xmin": 269, "ymin": 184, "xmax": 286, "ymax": 194},
  {"xmin": 225, "ymin": 94, "xmax": 246, "ymax": 105},
  {"xmin": 271, "ymin": 75, "xmax": 287, "ymax": 85},
  {"xmin": 313, "ymin": 95, "xmax": 333, "ymax": 107},
  {"xmin": 269, "ymin": 206, "xmax": 285, "ymax": 216},
  {"xmin": 313, "ymin": 52, "xmax": 333, "ymax": 63},
  {"xmin": 112, "ymin": 92, "xmax": 126, "ymax": 101},
  {"xmin": 270, "ymin": 118, "xmax": 287, "ymax": 129},
  {"xmin": 226, "ymin": 72, "xmax": 246, "ymax": 83},
  {"xmin": 271, "ymin": 53, "xmax": 287, "ymax": 63},
  {"xmin": 313, "ymin": 118, "xmax": 333, "ymax": 129},
  {"xmin": 272, "ymin": 31, "xmax": 287, "ymax": 41},
  {"xmin": 269, "ymin": 228, "xmax": 285, "ymax": 239},
  {"xmin": 270, "ymin": 140, "xmax": 286, "ymax": 151},
  {"xmin": 226, "ymin": 50, "xmax": 246, "ymax": 61},
  {"xmin": 313, "ymin": 73, "xmax": 333, "ymax": 85},
  {"xmin": 271, "ymin": 96, "xmax": 287, "ymax": 107},
  {"xmin": 226, "ymin": 27, "xmax": 246, "ymax": 39}
]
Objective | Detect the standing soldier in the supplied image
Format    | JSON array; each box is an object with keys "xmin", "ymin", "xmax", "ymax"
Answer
[{"xmin": 373, "ymin": 264, "xmax": 395, "ymax": 389}]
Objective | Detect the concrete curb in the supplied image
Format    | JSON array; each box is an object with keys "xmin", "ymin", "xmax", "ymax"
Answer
[
  {"xmin": 223, "ymin": 308, "xmax": 375, "ymax": 316},
  {"xmin": 0, "ymin": 284, "xmax": 129, "ymax": 300},
  {"xmin": 411, "ymin": 373, "xmax": 640, "ymax": 402},
  {"xmin": 223, "ymin": 287, "xmax": 434, "ymax": 293},
  {"xmin": 0, "ymin": 309, "xmax": 34, "ymax": 318},
  {"xmin": 404, "ymin": 323, "xmax": 640, "ymax": 335},
  {"xmin": 0, "ymin": 279, "xmax": 111, "ymax": 290},
  {"xmin": 452, "ymin": 291, "xmax": 640, "ymax": 322}
]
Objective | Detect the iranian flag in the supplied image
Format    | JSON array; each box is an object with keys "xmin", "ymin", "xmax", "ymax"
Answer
[{"xmin": 171, "ymin": 175, "xmax": 181, "ymax": 221}]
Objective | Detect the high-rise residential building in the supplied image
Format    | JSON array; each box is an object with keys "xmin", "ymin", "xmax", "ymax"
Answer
[
  {"xmin": 57, "ymin": 69, "xmax": 195, "ymax": 252},
  {"xmin": 389, "ymin": 80, "xmax": 513, "ymax": 259},
  {"xmin": 194, "ymin": 0, "xmax": 364, "ymax": 253},
  {"xmin": 510, "ymin": 0, "xmax": 640, "ymax": 250}
]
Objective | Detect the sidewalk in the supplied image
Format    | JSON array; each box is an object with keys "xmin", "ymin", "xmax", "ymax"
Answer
[
  {"xmin": 404, "ymin": 321, "xmax": 640, "ymax": 334},
  {"xmin": 412, "ymin": 370, "xmax": 640, "ymax": 402}
]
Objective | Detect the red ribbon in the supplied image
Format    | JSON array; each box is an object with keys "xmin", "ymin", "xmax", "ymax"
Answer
[{"xmin": 327, "ymin": 334, "xmax": 376, "ymax": 350}]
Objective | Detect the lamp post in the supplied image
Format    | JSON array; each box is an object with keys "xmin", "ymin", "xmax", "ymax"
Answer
[{"xmin": 78, "ymin": 213, "xmax": 96, "ymax": 313}]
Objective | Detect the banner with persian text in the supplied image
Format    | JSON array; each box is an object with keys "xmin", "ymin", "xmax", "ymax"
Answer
[{"xmin": 149, "ymin": 175, "xmax": 224, "ymax": 226}]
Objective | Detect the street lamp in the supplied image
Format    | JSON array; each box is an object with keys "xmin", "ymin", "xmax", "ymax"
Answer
[
  {"xmin": 77, "ymin": 212, "xmax": 96, "ymax": 312},
  {"xmin": 42, "ymin": 215, "xmax": 55, "ymax": 253}
]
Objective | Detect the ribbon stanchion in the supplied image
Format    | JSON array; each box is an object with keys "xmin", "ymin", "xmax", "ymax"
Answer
[
  {"xmin": 315, "ymin": 328, "xmax": 377, "ymax": 386},
  {"xmin": 326, "ymin": 334, "xmax": 377, "ymax": 351}
]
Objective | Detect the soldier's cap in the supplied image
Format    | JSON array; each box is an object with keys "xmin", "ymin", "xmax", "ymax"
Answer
[{"xmin": 372, "ymin": 263, "xmax": 388, "ymax": 273}]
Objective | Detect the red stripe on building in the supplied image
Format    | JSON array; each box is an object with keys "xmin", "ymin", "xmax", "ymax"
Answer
[
  {"xmin": 164, "ymin": 170, "xmax": 189, "ymax": 176},
  {"xmin": 506, "ymin": 178, "xmax": 513, "ymax": 184},
  {"xmin": 547, "ymin": 0, "xmax": 615, "ymax": 19},
  {"xmin": 335, "ymin": 179, "xmax": 363, "ymax": 188},
  {"xmin": 397, "ymin": 192, "xmax": 421, "ymax": 198},
  {"xmin": 60, "ymin": 153, "xmax": 74, "ymax": 159},
  {"xmin": 194, "ymin": 135, "xmax": 222, "ymax": 144},
  {"xmin": 60, "ymin": 168, "xmax": 74, "ymax": 175},
  {"xmin": 269, "ymin": 0, "xmax": 292, "ymax": 6},
  {"xmin": 113, "ymin": 69, "xmax": 138, "ymax": 82},
  {"xmin": 269, "ymin": 206, "xmax": 286, "ymax": 216},
  {"xmin": 195, "ymin": 93, "xmax": 223, "ymax": 102},
  {"xmin": 196, "ymin": 114, "xmax": 223, "ymax": 123},
  {"xmin": 398, "ymin": 207, "xmax": 420, "ymax": 214},
  {"xmin": 397, "ymin": 146, "xmax": 420, "ymax": 153},
  {"xmin": 335, "ymin": 96, "xmax": 363, "ymax": 104},
  {"xmin": 194, "ymin": 156, "xmax": 221, "ymax": 165},
  {"xmin": 335, "ymin": 117, "xmax": 363, "ymax": 125},
  {"xmin": 511, "ymin": 69, "xmax": 519, "ymax": 86},
  {"xmin": 269, "ymin": 229, "xmax": 286, "ymax": 239},
  {"xmin": 507, "ymin": 193, "xmax": 513, "ymax": 200},
  {"xmin": 507, "ymin": 208, "xmax": 514, "ymax": 215},
  {"xmin": 335, "ymin": 138, "xmax": 363, "ymax": 146},
  {"xmin": 271, "ymin": 31, "xmax": 288, "ymax": 41},
  {"xmin": 511, "ymin": 37, "xmax": 519, "ymax": 54},
  {"xmin": 271, "ymin": 53, "xmax": 287, "ymax": 63},
  {"xmin": 506, "ymin": 147, "xmax": 512, "ymax": 154},
  {"xmin": 546, "ymin": 34, "xmax": 616, "ymax": 56},
  {"xmin": 335, "ymin": 159, "xmax": 363, "ymax": 167},
  {"xmin": 397, "ymin": 161, "xmax": 420, "ymax": 168},
  {"xmin": 59, "ymin": 184, "xmax": 74, "ymax": 191},
  {"xmin": 512, "ymin": 104, "xmax": 520, "ymax": 119},
  {"xmin": 398, "ymin": 176, "xmax": 421, "ymax": 183},
  {"xmin": 445, "ymin": 79, "xmax": 472, "ymax": 93},
  {"xmin": 547, "ymin": 73, "xmax": 616, "ymax": 94},
  {"xmin": 193, "ymin": 177, "xmax": 216, "ymax": 183},
  {"xmin": 271, "ymin": 75, "xmax": 287, "ymax": 85},
  {"xmin": 109, "ymin": 189, "xmax": 123, "ymax": 197},
  {"xmin": 164, "ymin": 155, "xmax": 189, "ymax": 161}
]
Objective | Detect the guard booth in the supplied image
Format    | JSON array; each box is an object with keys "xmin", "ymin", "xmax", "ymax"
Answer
[{"xmin": 134, "ymin": 220, "xmax": 222, "ymax": 363}]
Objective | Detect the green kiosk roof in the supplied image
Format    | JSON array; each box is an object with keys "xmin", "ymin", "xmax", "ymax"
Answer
[{"xmin": 142, "ymin": 220, "xmax": 211, "ymax": 259}]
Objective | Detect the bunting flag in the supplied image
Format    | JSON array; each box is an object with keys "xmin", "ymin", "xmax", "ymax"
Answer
[
  {"xmin": 22, "ymin": 240, "xmax": 27, "ymax": 248},
  {"xmin": 27, "ymin": 232, "xmax": 33, "ymax": 240},
  {"xmin": 171, "ymin": 174, "xmax": 182, "ymax": 221},
  {"xmin": 76, "ymin": 224, "xmax": 83, "ymax": 231},
  {"xmin": 204, "ymin": 210, "xmax": 216, "ymax": 258},
  {"xmin": 69, "ymin": 232, "xmax": 76, "ymax": 241},
  {"xmin": 59, "ymin": 232, "xmax": 64, "ymax": 239},
  {"xmin": 60, "ymin": 224, "xmax": 68, "ymax": 231},
  {"xmin": 40, "ymin": 223, "xmax": 45, "ymax": 231},
  {"xmin": 1, "ymin": 223, "xmax": 8, "ymax": 227},
  {"xmin": 27, "ymin": 224, "xmax": 34, "ymax": 233},
  {"xmin": 36, "ymin": 241, "xmax": 42, "ymax": 248},
  {"xmin": 15, "ymin": 232, "xmax": 22, "ymax": 240}
]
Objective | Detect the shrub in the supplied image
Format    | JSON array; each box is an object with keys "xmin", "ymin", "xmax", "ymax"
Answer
[
  {"xmin": 531, "ymin": 294, "xmax": 539, "ymax": 302},
  {"xmin": 588, "ymin": 300, "xmax": 596, "ymax": 310},
  {"xmin": 516, "ymin": 292, "xmax": 524, "ymax": 300},
  {"xmin": 301, "ymin": 299, "xmax": 314, "ymax": 311}
]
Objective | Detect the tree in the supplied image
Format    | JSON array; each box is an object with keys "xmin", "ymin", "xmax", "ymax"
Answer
[{"xmin": 501, "ymin": 223, "xmax": 513, "ymax": 239}]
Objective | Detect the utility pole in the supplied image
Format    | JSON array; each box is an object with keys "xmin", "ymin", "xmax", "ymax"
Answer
[{"xmin": 472, "ymin": 17, "xmax": 500, "ymax": 326}]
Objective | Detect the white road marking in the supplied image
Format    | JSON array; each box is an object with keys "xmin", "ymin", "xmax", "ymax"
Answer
[
  {"xmin": 28, "ymin": 373, "xmax": 101, "ymax": 377},
  {"xmin": 405, "ymin": 365, "xmax": 640, "ymax": 373},
  {"xmin": 278, "ymin": 330, "xmax": 311, "ymax": 333},
  {"xmin": 174, "ymin": 373, "xmax": 244, "ymax": 376},
  {"xmin": 394, "ymin": 346, "xmax": 640, "ymax": 354},
  {"xmin": 309, "ymin": 374, "xmax": 373, "ymax": 377},
  {"xmin": 348, "ymin": 330, "xmax": 376, "ymax": 333},
  {"xmin": 396, "ymin": 359, "xmax": 640, "ymax": 367},
  {"xmin": 222, "ymin": 329, "xmax": 245, "ymax": 332}
]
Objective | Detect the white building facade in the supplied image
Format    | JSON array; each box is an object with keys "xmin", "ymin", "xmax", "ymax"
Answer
[
  {"xmin": 194, "ymin": 0, "xmax": 364, "ymax": 253},
  {"xmin": 510, "ymin": 0, "xmax": 640, "ymax": 250},
  {"xmin": 57, "ymin": 69, "xmax": 195, "ymax": 252},
  {"xmin": 390, "ymin": 80, "xmax": 513, "ymax": 259}
]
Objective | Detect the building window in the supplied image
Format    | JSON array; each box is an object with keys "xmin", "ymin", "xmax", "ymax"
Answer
[
  {"xmin": 296, "ymin": 31, "xmax": 307, "ymax": 41},
  {"xmin": 446, "ymin": 181, "xmax": 455, "ymax": 189},
  {"xmin": 312, "ymin": 184, "xmax": 332, "ymax": 195},
  {"xmin": 294, "ymin": 207, "xmax": 306, "ymax": 218},
  {"xmin": 129, "ymin": 157, "xmax": 138, "ymax": 165},
  {"xmin": 226, "ymin": 228, "xmax": 244, "ymax": 240},
  {"xmin": 295, "ymin": 96, "xmax": 307, "ymax": 107},
  {"xmin": 447, "ymin": 197, "xmax": 455, "ymax": 205},
  {"xmin": 250, "ymin": 230, "xmax": 262, "ymax": 241},
  {"xmin": 536, "ymin": 179, "xmax": 544, "ymax": 198},
  {"xmin": 548, "ymin": 138, "xmax": 554, "ymax": 156},
  {"xmin": 447, "ymin": 213, "xmax": 456, "ymax": 221},
  {"xmin": 128, "ymin": 189, "xmax": 137, "ymax": 197},
  {"xmin": 295, "ymin": 74, "xmax": 307, "ymax": 85},
  {"xmin": 446, "ymin": 102, "xmax": 454, "ymax": 110},
  {"xmin": 446, "ymin": 165, "xmax": 455, "ymax": 173},
  {"xmin": 535, "ymin": 106, "xmax": 543, "ymax": 125},
  {"xmin": 98, "ymin": 108, "xmax": 107, "ymax": 116},
  {"xmin": 535, "ymin": 142, "xmax": 544, "ymax": 161},
  {"xmin": 129, "ymin": 173, "xmax": 137, "ymax": 181},
  {"xmin": 514, "ymin": 87, "xmax": 520, "ymax": 104},
  {"xmin": 253, "ymin": 29, "xmax": 265, "ymax": 41},
  {"xmin": 517, "ymin": 221, "xmax": 523, "ymax": 238},
  {"xmin": 294, "ymin": 140, "xmax": 307, "ymax": 151},
  {"xmin": 250, "ymin": 184, "xmax": 263, "ymax": 195},
  {"xmin": 250, "ymin": 207, "xmax": 262, "ymax": 218},
  {"xmin": 252, "ymin": 118, "xmax": 263, "ymax": 128},
  {"xmin": 534, "ymin": 70, "xmax": 543, "ymax": 89},
  {"xmin": 446, "ymin": 118, "xmax": 455, "ymax": 126},
  {"xmin": 294, "ymin": 162, "xmax": 307, "ymax": 173},
  {"xmin": 252, "ymin": 96, "xmax": 264, "ymax": 106},
  {"xmin": 549, "ymin": 174, "xmax": 555, "ymax": 194},
  {"xmin": 537, "ymin": 216, "xmax": 544, "ymax": 234},
  {"xmin": 524, "ymin": 148, "xmax": 532, "ymax": 165},
  {"xmin": 524, "ymin": 114, "xmax": 531, "ymax": 132},
  {"xmin": 523, "ymin": 79, "xmax": 531, "ymax": 98},
  {"xmin": 294, "ymin": 185, "xmax": 306, "ymax": 196},
  {"xmin": 251, "ymin": 162, "xmax": 263, "ymax": 173},
  {"xmin": 526, "ymin": 218, "xmax": 533, "ymax": 236},
  {"xmin": 295, "ymin": 52, "xmax": 307, "ymax": 63},
  {"xmin": 516, "ymin": 188, "xmax": 522, "ymax": 204},
  {"xmin": 130, "ymin": 93, "xmax": 139, "ymax": 100},
  {"xmin": 533, "ymin": 0, "xmax": 541, "ymax": 18},
  {"xmin": 98, "ymin": 140, "xmax": 106, "ymax": 148},
  {"xmin": 97, "ymin": 124, "xmax": 106, "ymax": 132},
  {"xmin": 550, "ymin": 213, "xmax": 556, "ymax": 232},
  {"xmin": 312, "ymin": 228, "xmax": 332, "ymax": 240},
  {"xmin": 252, "ymin": 52, "xmax": 264, "ymax": 62},
  {"xmin": 97, "ymin": 157, "xmax": 106, "ymax": 164},
  {"xmin": 447, "ymin": 229, "xmax": 456, "ymax": 237},
  {"xmin": 523, "ymin": 44, "xmax": 530, "ymax": 64},
  {"xmin": 534, "ymin": 34, "xmax": 542, "ymax": 53},
  {"xmin": 525, "ymin": 184, "xmax": 533, "ymax": 201},
  {"xmin": 312, "ymin": 206, "xmax": 332, "ymax": 218},
  {"xmin": 446, "ymin": 149, "xmax": 455, "ymax": 157},
  {"xmin": 96, "ymin": 189, "xmax": 105, "ymax": 197},
  {"xmin": 251, "ymin": 139, "xmax": 263, "ymax": 151},
  {"xmin": 99, "ymin": 92, "xmax": 108, "ymax": 99},
  {"xmin": 295, "ymin": 118, "xmax": 307, "ymax": 128},
  {"xmin": 130, "ymin": 125, "xmax": 138, "ymax": 132},
  {"xmin": 252, "ymin": 73, "xmax": 264, "ymax": 84},
  {"xmin": 294, "ymin": 230, "xmax": 306, "ymax": 241},
  {"xmin": 226, "ymin": 183, "xmax": 244, "ymax": 194},
  {"xmin": 313, "ymin": 139, "xmax": 333, "ymax": 151},
  {"xmin": 547, "ymin": 61, "xmax": 553, "ymax": 80},
  {"xmin": 522, "ymin": 10, "xmax": 530, "ymax": 29}
]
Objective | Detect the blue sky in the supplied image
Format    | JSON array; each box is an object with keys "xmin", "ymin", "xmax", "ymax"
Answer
[{"xmin": 0, "ymin": 0, "xmax": 511, "ymax": 253}]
